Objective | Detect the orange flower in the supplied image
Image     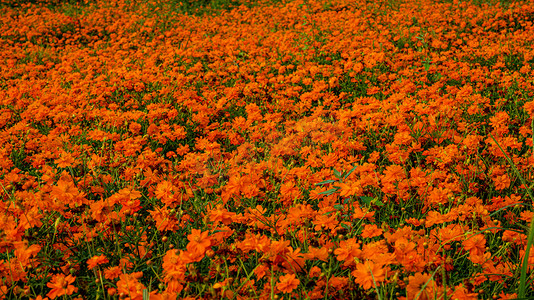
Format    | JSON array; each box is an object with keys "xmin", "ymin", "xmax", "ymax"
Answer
[
  {"xmin": 149, "ymin": 206, "xmax": 178, "ymax": 232},
  {"xmin": 277, "ymin": 273, "xmax": 300, "ymax": 293},
  {"xmin": 306, "ymin": 246, "xmax": 329, "ymax": 261},
  {"xmin": 493, "ymin": 174, "xmax": 510, "ymax": 191},
  {"xmin": 393, "ymin": 131, "xmax": 413, "ymax": 146},
  {"xmin": 54, "ymin": 151, "xmax": 75, "ymax": 168},
  {"xmin": 282, "ymin": 247, "xmax": 306, "ymax": 272},
  {"xmin": 104, "ymin": 266, "xmax": 122, "ymax": 280},
  {"xmin": 497, "ymin": 292, "xmax": 518, "ymax": 300},
  {"xmin": 406, "ymin": 272, "xmax": 439, "ymax": 300},
  {"xmin": 50, "ymin": 176, "xmax": 86, "ymax": 208},
  {"xmin": 309, "ymin": 266, "xmax": 321, "ymax": 277},
  {"xmin": 254, "ymin": 264, "xmax": 269, "ymax": 280},
  {"xmin": 208, "ymin": 204, "xmax": 237, "ymax": 225},
  {"xmin": 361, "ymin": 224, "xmax": 383, "ymax": 238},
  {"xmin": 186, "ymin": 229, "xmax": 211, "ymax": 255},
  {"xmin": 46, "ymin": 274, "xmax": 78, "ymax": 299},
  {"xmin": 155, "ymin": 181, "xmax": 178, "ymax": 206},
  {"xmin": 338, "ymin": 181, "xmax": 362, "ymax": 197},
  {"xmin": 222, "ymin": 174, "xmax": 244, "ymax": 203},
  {"xmin": 462, "ymin": 234, "xmax": 486, "ymax": 257},
  {"xmin": 382, "ymin": 164, "xmax": 406, "ymax": 183},
  {"xmin": 87, "ymin": 254, "xmax": 109, "ymax": 270},
  {"xmin": 162, "ymin": 249, "xmax": 187, "ymax": 282},
  {"xmin": 334, "ymin": 238, "xmax": 361, "ymax": 267},
  {"xmin": 14, "ymin": 242, "xmax": 41, "ymax": 265},
  {"xmin": 351, "ymin": 260, "xmax": 385, "ymax": 290},
  {"xmin": 394, "ymin": 237, "xmax": 417, "ymax": 261},
  {"xmin": 313, "ymin": 212, "xmax": 338, "ymax": 232},
  {"xmin": 279, "ymin": 181, "xmax": 302, "ymax": 205},
  {"xmin": 116, "ymin": 273, "xmax": 146, "ymax": 300},
  {"xmin": 329, "ymin": 276, "xmax": 349, "ymax": 290},
  {"xmin": 450, "ymin": 285, "xmax": 478, "ymax": 300}
]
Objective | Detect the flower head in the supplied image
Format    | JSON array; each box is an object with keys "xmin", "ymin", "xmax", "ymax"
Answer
[
  {"xmin": 46, "ymin": 274, "xmax": 78, "ymax": 299},
  {"xmin": 277, "ymin": 273, "xmax": 300, "ymax": 294}
]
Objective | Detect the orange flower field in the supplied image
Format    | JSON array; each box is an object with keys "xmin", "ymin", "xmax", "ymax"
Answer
[{"xmin": 1, "ymin": 0, "xmax": 534, "ymax": 298}]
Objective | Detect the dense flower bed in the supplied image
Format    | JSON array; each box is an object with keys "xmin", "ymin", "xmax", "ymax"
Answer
[{"xmin": 1, "ymin": 0, "xmax": 534, "ymax": 298}]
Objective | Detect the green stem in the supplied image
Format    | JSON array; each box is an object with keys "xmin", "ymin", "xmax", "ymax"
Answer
[{"xmin": 489, "ymin": 132, "xmax": 534, "ymax": 298}]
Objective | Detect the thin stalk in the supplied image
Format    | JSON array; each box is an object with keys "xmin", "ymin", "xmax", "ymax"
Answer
[{"xmin": 489, "ymin": 131, "xmax": 534, "ymax": 298}]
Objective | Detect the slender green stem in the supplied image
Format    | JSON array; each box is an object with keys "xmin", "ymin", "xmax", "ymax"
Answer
[{"xmin": 489, "ymin": 132, "xmax": 534, "ymax": 298}]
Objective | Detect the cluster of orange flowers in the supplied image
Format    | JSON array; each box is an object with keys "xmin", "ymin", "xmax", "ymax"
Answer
[{"xmin": 1, "ymin": 0, "xmax": 534, "ymax": 298}]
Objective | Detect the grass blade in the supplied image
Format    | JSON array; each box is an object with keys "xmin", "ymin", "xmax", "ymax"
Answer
[{"xmin": 489, "ymin": 132, "xmax": 534, "ymax": 298}]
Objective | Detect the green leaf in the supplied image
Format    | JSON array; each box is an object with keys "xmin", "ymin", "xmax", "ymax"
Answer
[
  {"xmin": 343, "ymin": 165, "xmax": 358, "ymax": 181},
  {"xmin": 360, "ymin": 196, "xmax": 374, "ymax": 205},
  {"xmin": 333, "ymin": 204, "xmax": 344, "ymax": 210},
  {"xmin": 319, "ymin": 187, "xmax": 340, "ymax": 196},
  {"xmin": 315, "ymin": 179, "xmax": 338, "ymax": 186},
  {"xmin": 340, "ymin": 223, "xmax": 350, "ymax": 230}
]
